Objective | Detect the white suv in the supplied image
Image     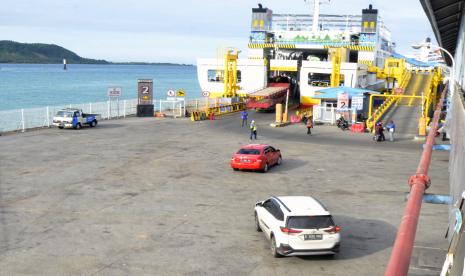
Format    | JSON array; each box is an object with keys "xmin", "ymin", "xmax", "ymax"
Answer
[{"xmin": 254, "ymin": 196, "xmax": 341, "ymax": 257}]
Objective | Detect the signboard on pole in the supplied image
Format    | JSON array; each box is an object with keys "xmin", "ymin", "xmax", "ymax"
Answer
[
  {"xmin": 167, "ymin": 90, "xmax": 175, "ymax": 97},
  {"xmin": 337, "ymin": 92, "xmax": 349, "ymax": 111},
  {"xmin": 202, "ymin": 91, "xmax": 210, "ymax": 97},
  {"xmin": 351, "ymin": 96, "xmax": 364, "ymax": 111},
  {"xmin": 137, "ymin": 79, "xmax": 153, "ymax": 105},
  {"xmin": 107, "ymin": 87, "xmax": 122, "ymax": 98},
  {"xmin": 177, "ymin": 89, "xmax": 185, "ymax": 97}
]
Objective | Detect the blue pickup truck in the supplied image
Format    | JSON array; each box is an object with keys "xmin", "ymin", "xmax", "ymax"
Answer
[{"xmin": 52, "ymin": 108, "xmax": 101, "ymax": 129}]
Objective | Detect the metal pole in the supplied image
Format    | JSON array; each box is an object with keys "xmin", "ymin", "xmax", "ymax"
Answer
[
  {"xmin": 284, "ymin": 88, "xmax": 290, "ymax": 122},
  {"xmin": 172, "ymin": 101, "xmax": 175, "ymax": 118},
  {"xmin": 123, "ymin": 100, "xmax": 126, "ymax": 118},
  {"xmin": 89, "ymin": 102, "xmax": 92, "ymax": 114},
  {"xmin": 21, "ymin": 109, "xmax": 25, "ymax": 132},
  {"xmin": 434, "ymin": 45, "xmax": 455, "ymax": 95},
  {"xmin": 117, "ymin": 98, "xmax": 120, "ymax": 118},
  {"xmin": 107, "ymin": 100, "xmax": 110, "ymax": 120},
  {"xmin": 331, "ymin": 106, "xmax": 335, "ymax": 125},
  {"xmin": 385, "ymin": 84, "xmax": 447, "ymax": 276},
  {"xmin": 46, "ymin": 106, "xmax": 50, "ymax": 127}
]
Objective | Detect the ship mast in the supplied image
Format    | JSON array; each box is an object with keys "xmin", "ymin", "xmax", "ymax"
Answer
[
  {"xmin": 306, "ymin": 0, "xmax": 330, "ymax": 33},
  {"xmin": 312, "ymin": 0, "xmax": 320, "ymax": 33}
]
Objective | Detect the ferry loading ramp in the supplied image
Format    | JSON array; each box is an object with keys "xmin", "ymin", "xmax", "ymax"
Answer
[{"xmin": 246, "ymin": 83, "xmax": 289, "ymax": 109}]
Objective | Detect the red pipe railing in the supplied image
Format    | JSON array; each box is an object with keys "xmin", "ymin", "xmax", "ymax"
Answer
[{"xmin": 385, "ymin": 83, "xmax": 448, "ymax": 276}]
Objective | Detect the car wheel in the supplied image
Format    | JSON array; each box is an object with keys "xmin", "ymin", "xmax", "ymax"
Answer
[
  {"xmin": 233, "ymin": 168, "xmax": 239, "ymax": 171},
  {"xmin": 255, "ymin": 212, "xmax": 262, "ymax": 232},
  {"xmin": 262, "ymin": 163, "xmax": 268, "ymax": 173},
  {"xmin": 58, "ymin": 126, "xmax": 64, "ymax": 129},
  {"xmin": 270, "ymin": 235, "xmax": 281, "ymax": 258},
  {"xmin": 76, "ymin": 123, "xmax": 82, "ymax": 130},
  {"xmin": 277, "ymin": 156, "xmax": 282, "ymax": 165},
  {"xmin": 90, "ymin": 120, "xmax": 96, "ymax": 127}
]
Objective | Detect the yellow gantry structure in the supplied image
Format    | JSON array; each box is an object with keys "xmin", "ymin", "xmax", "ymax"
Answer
[
  {"xmin": 223, "ymin": 49, "xmax": 241, "ymax": 98},
  {"xmin": 329, "ymin": 48, "xmax": 343, "ymax": 87},
  {"xmin": 368, "ymin": 57, "xmax": 408, "ymax": 86},
  {"xmin": 365, "ymin": 64, "xmax": 442, "ymax": 135}
]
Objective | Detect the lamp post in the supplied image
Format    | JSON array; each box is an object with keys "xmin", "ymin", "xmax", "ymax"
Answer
[{"xmin": 411, "ymin": 42, "xmax": 455, "ymax": 95}]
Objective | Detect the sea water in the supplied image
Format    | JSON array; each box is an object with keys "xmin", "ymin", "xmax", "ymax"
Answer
[{"xmin": 0, "ymin": 64, "xmax": 201, "ymax": 111}]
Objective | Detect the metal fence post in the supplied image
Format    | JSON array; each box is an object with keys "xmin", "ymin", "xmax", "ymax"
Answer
[
  {"xmin": 21, "ymin": 109, "xmax": 25, "ymax": 132},
  {"xmin": 123, "ymin": 100, "xmax": 126, "ymax": 118},
  {"xmin": 89, "ymin": 102, "xmax": 92, "ymax": 114},
  {"xmin": 107, "ymin": 101, "xmax": 110, "ymax": 120},
  {"xmin": 331, "ymin": 106, "xmax": 335, "ymax": 125},
  {"xmin": 46, "ymin": 106, "xmax": 50, "ymax": 127}
]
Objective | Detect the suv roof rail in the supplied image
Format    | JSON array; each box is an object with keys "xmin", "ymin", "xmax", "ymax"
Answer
[{"xmin": 272, "ymin": 196, "xmax": 291, "ymax": 212}]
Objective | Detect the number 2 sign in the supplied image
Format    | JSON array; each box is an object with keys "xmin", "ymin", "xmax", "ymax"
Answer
[{"xmin": 137, "ymin": 79, "xmax": 153, "ymax": 105}]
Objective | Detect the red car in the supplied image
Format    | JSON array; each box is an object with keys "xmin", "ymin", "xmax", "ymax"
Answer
[{"xmin": 230, "ymin": 144, "xmax": 282, "ymax": 172}]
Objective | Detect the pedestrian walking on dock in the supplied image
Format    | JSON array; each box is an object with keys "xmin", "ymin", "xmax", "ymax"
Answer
[
  {"xmin": 250, "ymin": 120, "xmax": 257, "ymax": 140},
  {"xmin": 386, "ymin": 120, "xmax": 396, "ymax": 141},
  {"xmin": 241, "ymin": 110, "xmax": 248, "ymax": 127},
  {"xmin": 375, "ymin": 122, "xmax": 386, "ymax": 142},
  {"xmin": 306, "ymin": 116, "xmax": 313, "ymax": 135}
]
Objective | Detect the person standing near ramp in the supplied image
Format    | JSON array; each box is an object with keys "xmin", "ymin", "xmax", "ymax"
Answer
[
  {"xmin": 386, "ymin": 120, "xmax": 396, "ymax": 142},
  {"xmin": 241, "ymin": 110, "xmax": 248, "ymax": 127},
  {"xmin": 306, "ymin": 116, "xmax": 313, "ymax": 135},
  {"xmin": 250, "ymin": 120, "xmax": 257, "ymax": 140}
]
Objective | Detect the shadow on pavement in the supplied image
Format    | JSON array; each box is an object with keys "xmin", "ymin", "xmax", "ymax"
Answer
[{"xmin": 296, "ymin": 215, "xmax": 397, "ymax": 261}]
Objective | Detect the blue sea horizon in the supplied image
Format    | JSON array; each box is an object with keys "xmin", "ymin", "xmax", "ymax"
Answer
[{"xmin": 0, "ymin": 63, "xmax": 201, "ymax": 111}]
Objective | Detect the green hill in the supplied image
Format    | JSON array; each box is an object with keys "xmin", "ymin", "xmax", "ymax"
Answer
[{"xmin": 0, "ymin": 40, "xmax": 109, "ymax": 64}]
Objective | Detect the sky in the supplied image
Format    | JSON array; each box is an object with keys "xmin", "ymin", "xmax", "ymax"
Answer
[{"xmin": 0, "ymin": 0, "xmax": 436, "ymax": 64}]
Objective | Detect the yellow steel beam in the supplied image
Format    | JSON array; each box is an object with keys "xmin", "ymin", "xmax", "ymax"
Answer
[{"xmin": 330, "ymin": 48, "xmax": 342, "ymax": 87}]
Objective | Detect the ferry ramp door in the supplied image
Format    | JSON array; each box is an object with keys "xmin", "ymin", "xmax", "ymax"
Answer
[{"xmin": 269, "ymin": 71, "xmax": 299, "ymax": 104}]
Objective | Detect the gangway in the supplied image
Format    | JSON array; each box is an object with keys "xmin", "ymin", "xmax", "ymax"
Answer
[{"xmin": 366, "ymin": 69, "xmax": 441, "ymax": 135}]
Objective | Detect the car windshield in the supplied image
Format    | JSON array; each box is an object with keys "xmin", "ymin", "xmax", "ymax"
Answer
[
  {"xmin": 56, "ymin": 111, "xmax": 74, "ymax": 117},
  {"xmin": 287, "ymin": 215, "xmax": 334, "ymax": 229},
  {"xmin": 237, "ymin": 148, "xmax": 260, "ymax": 155}
]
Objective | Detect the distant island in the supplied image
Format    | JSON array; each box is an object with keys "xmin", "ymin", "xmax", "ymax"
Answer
[{"xmin": 0, "ymin": 40, "xmax": 192, "ymax": 66}]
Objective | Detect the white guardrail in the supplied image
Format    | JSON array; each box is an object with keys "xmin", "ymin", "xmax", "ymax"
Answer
[{"xmin": 0, "ymin": 98, "xmax": 212, "ymax": 133}]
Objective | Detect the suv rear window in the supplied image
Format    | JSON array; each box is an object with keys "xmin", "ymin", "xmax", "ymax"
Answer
[
  {"xmin": 237, "ymin": 149, "xmax": 260, "ymax": 155},
  {"xmin": 287, "ymin": 216, "xmax": 334, "ymax": 229}
]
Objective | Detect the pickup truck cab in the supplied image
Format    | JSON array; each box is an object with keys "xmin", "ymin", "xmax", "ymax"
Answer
[{"xmin": 52, "ymin": 108, "xmax": 101, "ymax": 129}]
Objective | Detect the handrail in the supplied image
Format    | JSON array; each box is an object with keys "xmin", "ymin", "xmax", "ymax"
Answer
[
  {"xmin": 366, "ymin": 70, "xmax": 412, "ymax": 130},
  {"xmin": 385, "ymin": 83, "xmax": 448, "ymax": 276},
  {"xmin": 206, "ymin": 102, "xmax": 245, "ymax": 116}
]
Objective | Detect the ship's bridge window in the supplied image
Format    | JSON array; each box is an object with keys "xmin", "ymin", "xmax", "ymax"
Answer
[
  {"xmin": 308, "ymin": 73, "xmax": 330, "ymax": 87},
  {"xmin": 208, "ymin": 70, "xmax": 241, "ymax": 83}
]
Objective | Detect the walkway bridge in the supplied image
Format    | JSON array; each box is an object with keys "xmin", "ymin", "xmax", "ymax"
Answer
[{"xmin": 380, "ymin": 73, "xmax": 434, "ymax": 136}]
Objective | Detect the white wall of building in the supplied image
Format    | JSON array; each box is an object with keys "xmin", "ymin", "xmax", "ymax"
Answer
[{"xmin": 196, "ymin": 59, "xmax": 267, "ymax": 95}]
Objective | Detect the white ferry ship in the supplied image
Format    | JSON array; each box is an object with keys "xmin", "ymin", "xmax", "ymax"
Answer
[{"xmin": 197, "ymin": 1, "xmax": 395, "ymax": 108}]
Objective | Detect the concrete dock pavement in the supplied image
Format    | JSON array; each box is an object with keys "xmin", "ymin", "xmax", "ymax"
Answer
[{"xmin": 0, "ymin": 112, "xmax": 450, "ymax": 275}]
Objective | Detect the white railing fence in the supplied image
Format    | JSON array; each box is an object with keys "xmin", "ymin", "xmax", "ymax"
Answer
[
  {"xmin": 0, "ymin": 99, "xmax": 139, "ymax": 133},
  {"xmin": 313, "ymin": 105, "xmax": 354, "ymax": 124},
  {"xmin": 0, "ymin": 98, "xmax": 215, "ymax": 133}
]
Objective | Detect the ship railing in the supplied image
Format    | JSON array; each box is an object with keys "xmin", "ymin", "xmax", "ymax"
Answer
[{"xmin": 249, "ymin": 40, "xmax": 375, "ymax": 47}]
